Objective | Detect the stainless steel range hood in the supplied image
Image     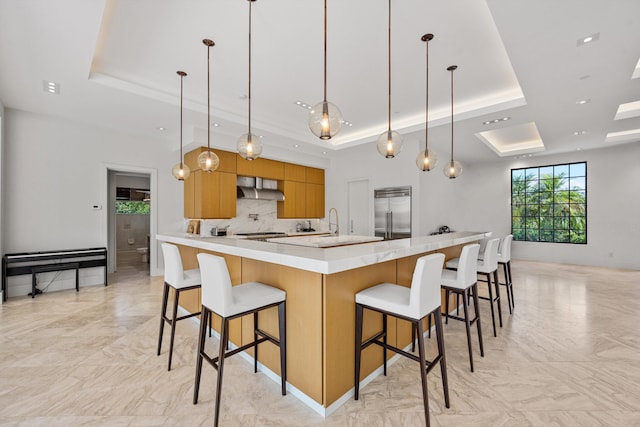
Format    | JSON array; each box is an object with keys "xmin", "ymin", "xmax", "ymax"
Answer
[{"xmin": 236, "ymin": 176, "xmax": 285, "ymax": 201}]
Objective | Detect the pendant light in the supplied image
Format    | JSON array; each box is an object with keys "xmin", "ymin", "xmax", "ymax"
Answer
[
  {"xmin": 308, "ymin": 0, "xmax": 343, "ymax": 140},
  {"xmin": 171, "ymin": 71, "xmax": 190, "ymax": 180},
  {"xmin": 237, "ymin": 0, "xmax": 263, "ymax": 160},
  {"xmin": 376, "ymin": 0, "xmax": 403, "ymax": 158},
  {"xmin": 416, "ymin": 33, "xmax": 438, "ymax": 171},
  {"xmin": 197, "ymin": 39, "xmax": 220, "ymax": 172},
  {"xmin": 443, "ymin": 65, "xmax": 462, "ymax": 179}
]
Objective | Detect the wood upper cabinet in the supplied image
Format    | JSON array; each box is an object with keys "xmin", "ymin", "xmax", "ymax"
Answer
[
  {"xmin": 185, "ymin": 170, "xmax": 236, "ymax": 219},
  {"xmin": 183, "ymin": 147, "xmax": 237, "ymax": 219},
  {"xmin": 185, "ymin": 147, "xmax": 237, "ymax": 173},
  {"xmin": 278, "ymin": 166, "xmax": 325, "ymax": 219},
  {"xmin": 284, "ymin": 163, "xmax": 306, "ymax": 182},
  {"xmin": 236, "ymin": 156, "xmax": 285, "ymax": 180}
]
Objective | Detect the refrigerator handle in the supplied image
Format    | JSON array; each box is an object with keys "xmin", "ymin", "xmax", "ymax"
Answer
[
  {"xmin": 389, "ymin": 211, "xmax": 393, "ymax": 238},
  {"xmin": 350, "ymin": 219, "xmax": 354, "ymax": 233}
]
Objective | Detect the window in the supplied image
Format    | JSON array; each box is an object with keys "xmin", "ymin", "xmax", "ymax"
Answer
[
  {"xmin": 511, "ymin": 162, "xmax": 586, "ymax": 244},
  {"xmin": 115, "ymin": 187, "xmax": 150, "ymax": 214}
]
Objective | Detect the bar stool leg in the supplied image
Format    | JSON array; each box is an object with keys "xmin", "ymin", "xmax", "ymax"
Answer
[
  {"xmin": 485, "ymin": 273, "xmax": 497, "ymax": 337},
  {"xmin": 167, "ymin": 288, "xmax": 180, "ymax": 371},
  {"xmin": 415, "ymin": 318, "xmax": 430, "ymax": 427},
  {"xmin": 462, "ymin": 288, "xmax": 475, "ymax": 372},
  {"xmin": 157, "ymin": 282, "xmax": 170, "ymax": 356},
  {"xmin": 214, "ymin": 318, "xmax": 229, "ymax": 427},
  {"xmin": 502, "ymin": 262, "xmax": 513, "ymax": 314},
  {"xmin": 382, "ymin": 313, "xmax": 388, "ymax": 376},
  {"xmin": 444, "ymin": 289, "xmax": 450, "ymax": 324},
  {"xmin": 507, "ymin": 260, "xmax": 514, "ymax": 309},
  {"xmin": 193, "ymin": 308, "xmax": 209, "ymax": 404},
  {"xmin": 254, "ymin": 311, "xmax": 259, "ymax": 373},
  {"xmin": 471, "ymin": 283, "xmax": 484, "ymax": 358},
  {"xmin": 354, "ymin": 303, "xmax": 364, "ymax": 400},
  {"xmin": 494, "ymin": 270, "xmax": 503, "ymax": 328},
  {"xmin": 434, "ymin": 307, "xmax": 450, "ymax": 408},
  {"xmin": 278, "ymin": 301, "xmax": 287, "ymax": 395}
]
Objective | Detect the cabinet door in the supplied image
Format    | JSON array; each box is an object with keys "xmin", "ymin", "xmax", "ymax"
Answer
[
  {"xmin": 219, "ymin": 172, "xmax": 237, "ymax": 219},
  {"xmin": 195, "ymin": 171, "xmax": 221, "ymax": 219},
  {"xmin": 184, "ymin": 173, "xmax": 196, "ymax": 218},
  {"xmin": 284, "ymin": 163, "xmax": 306, "ymax": 182},
  {"xmin": 305, "ymin": 183, "xmax": 325, "ymax": 218},
  {"xmin": 305, "ymin": 167, "xmax": 324, "ymax": 185},
  {"xmin": 278, "ymin": 180, "xmax": 306, "ymax": 218}
]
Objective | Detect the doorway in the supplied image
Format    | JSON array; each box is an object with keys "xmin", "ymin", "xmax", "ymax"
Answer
[
  {"xmin": 347, "ymin": 178, "xmax": 371, "ymax": 235},
  {"xmin": 103, "ymin": 164, "xmax": 158, "ymax": 276}
]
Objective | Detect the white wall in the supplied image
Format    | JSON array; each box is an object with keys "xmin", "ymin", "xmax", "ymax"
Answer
[
  {"xmin": 449, "ymin": 144, "xmax": 640, "ymax": 270},
  {"xmin": 326, "ymin": 139, "xmax": 640, "ymax": 270},
  {"xmin": 326, "ymin": 138, "xmax": 471, "ymax": 237},
  {"xmin": 3, "ymin": 109, "xmax": 183, "ymax": 295},
  {"xmin": 0, "ymin": 100, "xmax": 4, "ymax": 302}
]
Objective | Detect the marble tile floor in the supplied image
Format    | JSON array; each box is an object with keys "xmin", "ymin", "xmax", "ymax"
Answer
[{"xmin": 0, "ymin": 260, "xmax": 639, "ymax": 426}]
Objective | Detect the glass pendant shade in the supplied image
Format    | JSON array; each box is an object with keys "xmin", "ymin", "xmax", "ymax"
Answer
[
  {"xmin": 309, "ymin": 101, "xmax": 343, "ymax": 139},
  {"xmin": 172, "ymin": 163, "xmax": 191, "ymax": 180},
  {"xmin": 376, "ymin": 130, "xmax": 403, "ymax": 158},
  {"xmin": 443, "ymin": 160, "xmax": 462, "ymax": 179},
  {"xmin": 237, "ymin": 133, "xmax": 263, "ymax": 160},
  {"xmin": 197, "ymin": 150, "xmax": 219, "ymax": 172},
  {"xmin": 416, "ymin": 148, "xmax": 438, "ymax": 171}
]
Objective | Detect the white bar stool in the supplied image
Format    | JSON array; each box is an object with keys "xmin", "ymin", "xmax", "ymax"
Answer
[
  {"xmin": 354, "ymin": 253, "xmax": 449, "ymax": 427},
  {"xmin": 446, "ymin": 238, "xmax": 503, "ymax": 337},
  {"xmin": 441, "ymin": 243, "xmax": 484, "ymax": 372},
  {"xmin": 498, "ymin": 234, "xmax": 514, "ymax": 313},
  {"xmin": 193, "ymin": 253, "xmax": 286, "ymax": 427},
  {"xmin": 157, "ymin": 243, "xmax": 202, "ymax": 371}
]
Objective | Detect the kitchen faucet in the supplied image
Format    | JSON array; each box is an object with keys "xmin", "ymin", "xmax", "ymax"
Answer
[{"xmin": 328, "ymin": 208, "xmax": 339, "ymax": 235}]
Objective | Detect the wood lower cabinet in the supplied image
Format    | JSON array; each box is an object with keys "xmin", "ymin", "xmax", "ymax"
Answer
[{"xmin": 184, "ymin": 170, "xmax": 236, "ymax": 219}]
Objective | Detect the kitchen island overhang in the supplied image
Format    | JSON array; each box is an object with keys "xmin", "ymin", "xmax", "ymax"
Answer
[
  {"xmin": 156, "ymin": 231, "xmax": 488, "ymax": 275},
  {"xmin": 156, "ymin": 231, "xmax": 488, "ymax": 416}
]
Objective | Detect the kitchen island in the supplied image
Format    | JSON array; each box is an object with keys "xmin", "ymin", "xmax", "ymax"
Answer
[{"xmin": 156, "ymin": 231, "xmax": 487, "ymax": 415}]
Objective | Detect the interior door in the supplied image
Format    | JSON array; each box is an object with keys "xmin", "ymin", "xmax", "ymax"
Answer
[{"xmin": 347, "ymin": 179, "xmax": 370, "ymax": 235}]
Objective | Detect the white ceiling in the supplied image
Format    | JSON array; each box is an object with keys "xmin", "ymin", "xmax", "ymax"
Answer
[{"xmin": 1, "ymin": 0, "xmax": 639, "ymax": 164}]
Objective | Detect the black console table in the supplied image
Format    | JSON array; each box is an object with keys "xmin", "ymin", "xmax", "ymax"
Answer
[{"xmin": 2, "ymin": 247, "xmax": 108, "ymax": 300}]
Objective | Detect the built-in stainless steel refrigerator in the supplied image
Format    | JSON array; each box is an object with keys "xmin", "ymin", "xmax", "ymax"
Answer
[{"xmin": 374, "ymin": 186, "xmax": 411, "ymax": 240}]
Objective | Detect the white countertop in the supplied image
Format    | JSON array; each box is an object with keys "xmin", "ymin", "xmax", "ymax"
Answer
[{"xmin": 156, "ymin": 231, "xmax": 489, "ymax": 275}]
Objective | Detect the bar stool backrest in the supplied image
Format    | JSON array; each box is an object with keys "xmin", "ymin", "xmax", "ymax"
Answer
[
  {"xmin": 498, "ymin": 234, "xmax": 513, "ymax": 263},
  {"xmin": 197, "ymin": 253, "xmax": 233, "ymax": 314},
  {"xmin": 409, "ymin": 253, "xmax": 445, "ymax": 319},
  {"xmin": 480, "ymin": 238, "xmax": 500, "ymax": 273},
  {"xmin": 162, "ymin": 243, "xmax": 186, "ymax": 286},
  {"xmin": 456, "ymin": 244, "xmax": 481, "ymax": 286}
]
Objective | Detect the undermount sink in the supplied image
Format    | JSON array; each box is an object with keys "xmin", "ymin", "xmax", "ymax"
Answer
[{"xmin": 266, "ymin": 234, "xmax": 383, "ymax": 248}]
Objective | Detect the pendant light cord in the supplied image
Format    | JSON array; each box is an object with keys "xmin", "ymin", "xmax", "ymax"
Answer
[
  {"xmin": 323, "ymin": 0, "xmax": 327, "ymax": 102},
  {"xmin": 450, "ymin": 67, "xmax": 454, "ymax": 162},
  {"xmin": 248, "ymin": 0, "xmax": 253, "ymax": 135},
  {"xmin": 180, "ymin": 72, "xmax": 184, "ymax": 168},
  {"xmin": 424, "ymin": 37, "xmax": 429, "ymax": 154},
  {"xmin": 387, "ymin": 0, "xmax": 391, "ymax": 132},
  {"xmin": 207, "ymin": 43, "xmax": 211, "ymax": 150}
]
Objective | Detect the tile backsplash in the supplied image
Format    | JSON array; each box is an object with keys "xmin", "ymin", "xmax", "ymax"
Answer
[{"xmin": 189, "ymin": 199, "xmax": 326, "ymax": 236}]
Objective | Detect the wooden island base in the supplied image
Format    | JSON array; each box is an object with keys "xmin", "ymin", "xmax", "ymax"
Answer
[{"xmin": 169, "ymin": 241, "xmax": 469, "ymax": 415}]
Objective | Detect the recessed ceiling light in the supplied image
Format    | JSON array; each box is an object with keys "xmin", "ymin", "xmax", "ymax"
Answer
[
  {"xmin": 294, "ymin": 144, "xmax": 300, "ymax": 148},
  {"xmin": 322, "ymin": 151, "xmax": 327, "ymax": 155},
  {"xmin": 42, "ymin": 80, "xmax": 59, "ymax": 94},
  {"xmin": 482, "ymin": 117, "xmax": 510, "ymax": 125},
  {"xmin": 157, "ymin": 127, "xmax": 166, "ymax": 131},
  {"xmin": 211, "ymin": 123, "xmax": 220, "ymax": 127},
  {"xmin": 576, "ymin": 32, "xmax": 600, "ymax": 47},
  {"xmin": 573, "ymin": 130, "xmax": 587, "ymax": 136},
  {"xmin": 343, "ymin": 120, "xmax": 353, "ymax": 127},
  {"xmin": 294, "ymin": 101, "xmax": 312, "ymax": 110},
  {"xmin": 576, "ymin": 99, "xmax": 591, "ymax": 105}
]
